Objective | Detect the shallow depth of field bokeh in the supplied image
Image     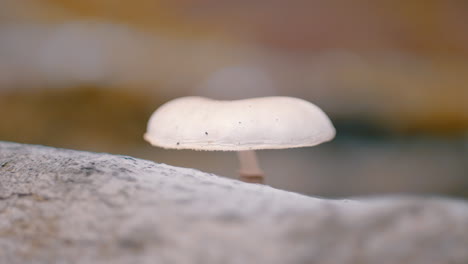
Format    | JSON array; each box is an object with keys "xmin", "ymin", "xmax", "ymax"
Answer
[{"xmin": 1, "ymin": 0, "xmax": 467, "ymax": 197}]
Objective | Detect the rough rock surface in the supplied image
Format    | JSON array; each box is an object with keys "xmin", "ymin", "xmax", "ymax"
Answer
[{"xmin": 0, "ymin": 141, "xmax": 467, "ymax": 264}]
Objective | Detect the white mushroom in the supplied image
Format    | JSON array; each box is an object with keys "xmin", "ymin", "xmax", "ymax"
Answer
[{"xmin": 144, "ymin": 96, "xmax": 335, "ymax": 183}]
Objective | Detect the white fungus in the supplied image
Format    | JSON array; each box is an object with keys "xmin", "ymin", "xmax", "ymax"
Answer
[
  {"xmin": 144, "ymin": 96, "xmax": 336, "ymax": 184},
  {"xmin": 144, "ymin": 96, "xmax": 335, "ymax": 151}
]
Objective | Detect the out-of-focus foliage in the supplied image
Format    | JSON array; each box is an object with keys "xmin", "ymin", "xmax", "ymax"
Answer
[
  {"xmin": 2, "ymin": 0, "xmax": 467, "ymax": 135},
  {"xmin": 0, "ymin": 87, "xmax": 158, "ymax": 151},
  {"xmin": 4, "ymin": 0, "xmax": 467, "ymax": 55}
]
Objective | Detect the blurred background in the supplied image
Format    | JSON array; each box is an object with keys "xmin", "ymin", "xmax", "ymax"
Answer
[{"xmin": 1, "ymin": 0, "xmax": 467, "ymax": 197}]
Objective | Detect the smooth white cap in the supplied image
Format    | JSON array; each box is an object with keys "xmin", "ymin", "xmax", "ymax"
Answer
[{"xmin": 144, "ymin": 96, "xmax": 336, "ymax": 151}]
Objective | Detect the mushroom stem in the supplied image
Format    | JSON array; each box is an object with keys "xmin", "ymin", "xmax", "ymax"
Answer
[{"xmin": 236, "ymin": 150, "xmax": 264, "ymax": 184}]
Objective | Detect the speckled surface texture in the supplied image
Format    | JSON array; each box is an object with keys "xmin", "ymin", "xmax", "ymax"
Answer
[{"xmin": 1, "ymin": 141, "xmax": 467, "ymax": 264}]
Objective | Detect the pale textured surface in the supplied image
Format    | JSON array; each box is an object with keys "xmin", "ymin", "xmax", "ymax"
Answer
[
  {"xmin": 145, "ymin": 96, "xmax": 335, "ymax": 151},
  {"xmin": 0, "ymin": 141, "xmax": 468, "ymax": 264}
]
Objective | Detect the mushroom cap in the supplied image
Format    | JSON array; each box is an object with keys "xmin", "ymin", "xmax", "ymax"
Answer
[{"xmin": 144, "ymin": 96, "xmax": 336, "ymax": 151}]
